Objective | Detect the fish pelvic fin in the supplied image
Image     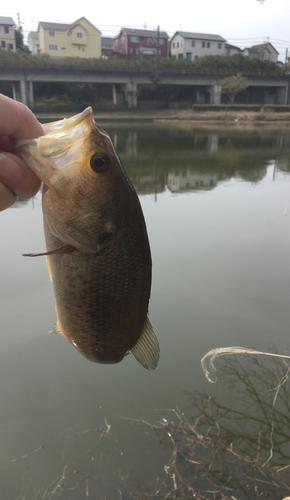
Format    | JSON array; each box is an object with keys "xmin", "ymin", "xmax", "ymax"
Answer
[
  {"xmin": 50, "ymin": 322, "xmax": 63, "ymax": 336},
  {"xmin": 23, "ymin": 244, "xmax": 75, "ymax": 257},
  {"xmin": 129, "ymin": 316, "xmax": 159, "ymax": 370}
]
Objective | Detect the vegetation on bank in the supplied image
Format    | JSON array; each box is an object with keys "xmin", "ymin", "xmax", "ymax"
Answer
[{"xmin": 0, "ymin": 48, "xmax": 283, "ymax": 74}]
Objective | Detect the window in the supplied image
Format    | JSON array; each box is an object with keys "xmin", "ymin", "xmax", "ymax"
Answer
[
  {"xmin": 218, "ymin": 42, "xmax": 222, "ymax": 49},
  {"xmin": 130, "ymin": 48, "xmax": 133, "ymax": 53},
  {"xmin": 130, "ymin": 36, "xmax": 139, "ymax": 43},
  {"xmin": 202, "ymin": 42, "xmax": 205, "ymax": 48},
  {"xmin": 7, "ymin": 43, "xmax": 13, "ymax": 49},
  {"xmin": 186, "ymin": 52, "xmax": 192, "ymax": 59},
  {"xmin": 159, "ymin": 38, "xmax": 164, "ymax": 45},
  {"xmin": 49, "ymin": 44, "xmax": 57, "ymax": 50},
  {"xmin": 121, "ymin": 36, "xmax": 124, "ymax": 43},
  {"xmin": 77, "ymin": 32, "xmax": 82, "ymax": 38},
  {"xmin": 4, "ymin": 26, "xmax": 9, "ymax": 34},
  {"xmin": 49, "ymin": 31, "xmax": 55, "ymax": 37},
  {"xmin": 207, "ymin": 42, "xmax": 210, "ymax": 48},
  {"xmin": 178, "ymin": 53, "xmax": 183, "ymax": 59},
  {"xmin": 191, "ymin": 41, "xmax": 195, "ymax": 47},
  {"xmin": 177, "ymin": 42, "xmax": 179, "ymax": 48},
  {"xmin": 1, "ymin": 41, "xmax": 6, "ymax": 48},
  {"xmin": 173, "ymin": 42, "xmax": 175, "ymax": 48}
]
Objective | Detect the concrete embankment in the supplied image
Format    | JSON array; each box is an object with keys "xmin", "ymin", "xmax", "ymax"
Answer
[{"xmin": 35, "ymin": 107, "xmax": 290, "ymax": 127}]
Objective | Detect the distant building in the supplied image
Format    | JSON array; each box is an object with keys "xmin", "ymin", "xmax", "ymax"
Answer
[
  {"xmin": 0, "ymin": 16, "xmax": 16, "ymax": 51},
  {"xmin": 113, "ymin": 28, "xmax": 169, "ymax": 58},
  {"xmin": 225, "ymin": 43, "xmax": 242, "ymax": 56},
  {"xmin": 37, "ymin": 17, "xmax": 101, "ymax": 58},
  {"xmin": 243, "ymin": 42, "xmax": 278, "ymax": 63},
  {"xmin": 28, "ymin": 31, "xmax": 39, "ymax": 55},
  {"xmin": 170, "ymin": 31, "xmax": 226, "ymax": 61},
  {"xmin": 167, "ymin": 170, "xmax": 217, "ymax": 192},
  {"xmin": 101, "ymin": 37, "xmax": 113, "ymax": 57}
]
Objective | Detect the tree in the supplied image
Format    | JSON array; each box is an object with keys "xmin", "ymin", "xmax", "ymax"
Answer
[
  {"xmin": 15, "ymin": 26, "xmax": 29, "ymax": 52},
  {"xmin": 221, "ymin": 73, "xmax": 248, "ymax": 103}
]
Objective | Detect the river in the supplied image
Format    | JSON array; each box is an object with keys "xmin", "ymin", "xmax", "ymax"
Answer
[{"xmin": 1, "ymin": 122, "xmax": 290, "ymax": 498}]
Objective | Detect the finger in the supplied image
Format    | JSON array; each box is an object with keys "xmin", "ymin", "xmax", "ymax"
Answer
[
  {"xmin": 0, "ymin": 152, "xmax": 41, "ymax": 199},
  {"xmin": 0, "ymin": 94, "xmax": 44, "ymax": 139},
  {"xmin": 0, "ymin": 181, "xmax": 16, "ymax": 211}
]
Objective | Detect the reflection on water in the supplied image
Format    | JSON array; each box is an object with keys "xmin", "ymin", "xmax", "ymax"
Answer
[
  {"xmin": 2, "ymin": 124, "xmax": 290, "ymax": 498},
  {"xmin": 107, "ymin": 125, "xmax": 290, "ymax": 195}
]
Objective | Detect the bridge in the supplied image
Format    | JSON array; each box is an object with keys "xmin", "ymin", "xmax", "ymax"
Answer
[{"xmin": 0, "ymin": 61, "xmax": 289, "ymax": 109}]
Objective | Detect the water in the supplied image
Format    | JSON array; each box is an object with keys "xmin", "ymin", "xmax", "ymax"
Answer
[{"xmin": 1, "ymin": 123, "xmax": 290, "ymax": 498}]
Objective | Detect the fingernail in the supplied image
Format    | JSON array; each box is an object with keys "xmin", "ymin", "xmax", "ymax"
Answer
[{"xmin": 0, "ymin": 153, "xmax": 7, "ymax": 161}]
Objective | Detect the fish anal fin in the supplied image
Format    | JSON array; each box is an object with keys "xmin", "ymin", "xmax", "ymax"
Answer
[
  {"xmin": 129, "ymin": 316, "xmax": 159, "ymax": 370},
  {"xmin": 23, "ymin": 245, "xmax": 75, "ymax": 257}
]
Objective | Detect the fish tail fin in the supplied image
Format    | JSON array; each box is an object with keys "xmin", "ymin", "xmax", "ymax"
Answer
[{"xmin": 129, "ymin": 316, "xmax": 159, "ymax": 370}]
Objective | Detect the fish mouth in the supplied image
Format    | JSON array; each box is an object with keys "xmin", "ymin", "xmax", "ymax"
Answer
[{"xmin": 15, "ymin": 107, "xmax": 94, "ymax": 183}]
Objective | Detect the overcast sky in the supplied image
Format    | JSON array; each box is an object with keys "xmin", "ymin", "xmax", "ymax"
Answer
[{"xmin": 3, "ymin": 0, "xmax": 290, "ymax": 61}]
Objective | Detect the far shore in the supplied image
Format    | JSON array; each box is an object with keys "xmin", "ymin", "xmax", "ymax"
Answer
[{"xmin": 35, "ymin": 108, "xmax": 290, "ymax": 128}]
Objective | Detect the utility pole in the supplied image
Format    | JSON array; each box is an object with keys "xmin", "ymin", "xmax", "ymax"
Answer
[{"xmin": 157, "ymin": 25, "xmax": 160, "ymax": 72}]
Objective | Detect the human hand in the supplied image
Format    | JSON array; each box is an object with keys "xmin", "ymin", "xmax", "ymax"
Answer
[{"xmin": 0, "ymin": 94, "xmax": 45, "ymax": 211}]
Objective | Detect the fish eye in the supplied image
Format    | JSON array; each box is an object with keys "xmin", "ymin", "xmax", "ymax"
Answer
[{"xmin": 90, "ymin": 153, "xmax": 110, "ymax": 174}]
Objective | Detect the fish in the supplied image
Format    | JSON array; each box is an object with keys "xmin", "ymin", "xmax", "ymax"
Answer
[{"xmin": 15, "ymin": 107, "xmax": 159, "ymax": 370}]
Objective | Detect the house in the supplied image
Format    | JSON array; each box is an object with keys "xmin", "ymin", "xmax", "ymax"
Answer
[
  {"xmin": 101, "ymin": 37, "xmax": 113, "ymax": 57},
  {"xmin": 170, "ymin": 31, "xmax": 226, "ymax": 61},
  {"xmin": 113, "ymin": 28, "xmax": 169, "ymax": 58},
  {"xmin": 28, "ymin": 32, "xmax": 39, "ymax": 55},
  {"xmin": 225, "ymin": 43, "xmax": 242, "ymax": 56},
  {"xmin": 0, "ymin": 17, "xmax": 16, "ymax": 51},
  {"xmin": 37, "ymin": 17, "xmax": 101, "ymax": 58},
  {"xmin": 243, "ymin": 42, "xmax": 278, "ymax": 63}
]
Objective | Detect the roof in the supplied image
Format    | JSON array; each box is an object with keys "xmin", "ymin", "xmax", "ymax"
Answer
[
  {"xmin": 172, "ymin": 31, "xmax": 226, "ymax": 42},
  {"xmin": 0, "ymin": 16, "xmax": 15, "ymax": 26},
  {"xmin": 38, "ymin": 17, "xmax": 101, "ymax": 34},
  {"xmin": 38, "ymin": 22, "xmax": 71, "ymax": 31},
  {"xmin": 248, "ymin": 42, "xmax": 279, "ymax": 54},
  {"xmin": 101, "ymin": 37, "xmax": 113, "ymax": 45},
  {"xmin": 115, "ymin": 28, "xmax": 169, "ymax": 39},
  {"xmin": 225, "ymin": 43, "xmax": 242, "ymax": 51}
]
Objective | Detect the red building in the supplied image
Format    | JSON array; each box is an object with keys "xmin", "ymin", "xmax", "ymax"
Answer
[{"xmin": 113, "ymin": 28, "xmax": 169, "ymax": 58}]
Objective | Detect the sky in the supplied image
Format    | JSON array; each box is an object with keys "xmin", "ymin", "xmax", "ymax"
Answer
[{"xmin": 2, "ymin": 0, "xmax": 290, "ymax": 62}]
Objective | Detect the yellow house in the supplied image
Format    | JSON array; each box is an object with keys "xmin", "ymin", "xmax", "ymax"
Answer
[{"xmin": 37, "ymin": 17, "xmax": 101, "ymax": 58}]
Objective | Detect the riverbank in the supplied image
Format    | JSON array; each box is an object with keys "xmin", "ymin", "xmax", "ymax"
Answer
[{"xmin": 35, "ymin": 108, "xmax": 290, "ymax": 126}]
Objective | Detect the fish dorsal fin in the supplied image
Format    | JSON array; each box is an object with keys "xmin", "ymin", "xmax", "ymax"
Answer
[{"xmin": 129, "ymin": 316, "xmax": 159, "ymax": 370}]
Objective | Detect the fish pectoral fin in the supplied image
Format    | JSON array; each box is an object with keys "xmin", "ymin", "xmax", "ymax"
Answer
[
  {"xmin": 23, "ymin": 245, "xmax": 75, "ymax": 257},
  {"xmin": 129, "ymin": 316, "xmax": 159, "ymax": 370}
]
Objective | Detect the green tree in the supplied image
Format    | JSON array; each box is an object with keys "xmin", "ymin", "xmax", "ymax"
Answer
[
  {"xmin": 15, "ymin": 26, "xmax": 29, "ymax": 52},
  {"xmin": 221, "ymin": 72, "xmax": 248, "ymax": 103}
]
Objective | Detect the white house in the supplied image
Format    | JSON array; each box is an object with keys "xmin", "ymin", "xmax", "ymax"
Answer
[
  {"xmin": 243, "ymin": 43, "xmax": 279, "ymax": 63},
  {"xmin": 225, "ymin": 43, "xmax": 242, "ymax": 56},
  {"xmin": 170, "ymin": 31, "xmax": 226, "ymax": 61},
  {"xmin": 28, "ymin": 31, "xmax": 39, "ymax": 54},
  {"xmin": 0, "ymin": 16, "xmax": 16, "ymax": 51}
]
